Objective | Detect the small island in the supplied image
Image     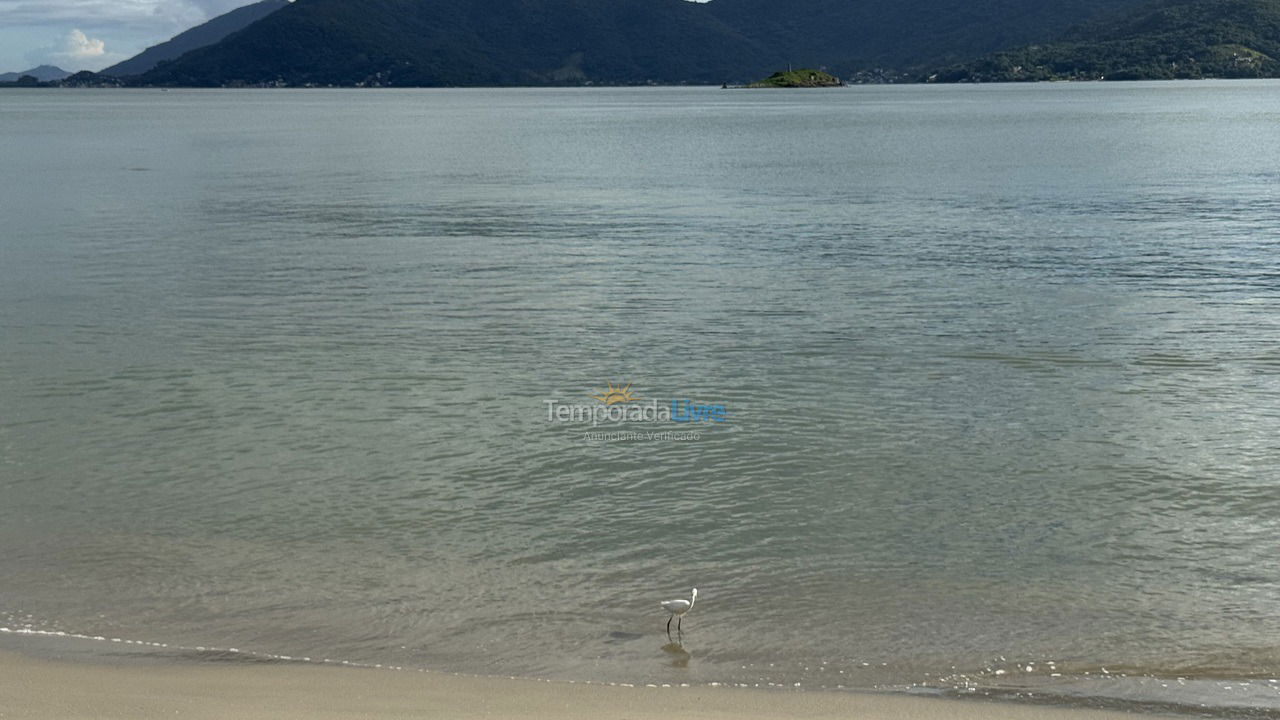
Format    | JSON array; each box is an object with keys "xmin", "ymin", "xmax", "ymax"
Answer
[{"xmin": 745, "ymin": 68, "xmax": 843, "ymax": 87}]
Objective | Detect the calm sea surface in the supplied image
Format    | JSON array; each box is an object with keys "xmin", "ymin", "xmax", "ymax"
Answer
[{"xmin": 3, "ymin": 83, "xmax": 1280, "ymax": 715}]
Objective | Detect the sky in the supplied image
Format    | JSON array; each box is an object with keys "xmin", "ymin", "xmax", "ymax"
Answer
[{"xmin": 0, "ymin": 0, "xmax": 261, "ymax": 73}]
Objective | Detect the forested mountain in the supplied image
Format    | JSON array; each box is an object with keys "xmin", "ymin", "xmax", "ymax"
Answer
[
  {"xmin": 139, "ymin": 0, "xmax": 782, "ymax": 86},
  {"xmin": 930, "ymin": 0, "xmax": 1280, "ymax": 80},
  {"xmin": 130, "ymin": 0, "xmax": 1280, "ymax": 86},
  {"xmin": 102, "ymin": 0, "xmax": 291, "ymax": 77}
]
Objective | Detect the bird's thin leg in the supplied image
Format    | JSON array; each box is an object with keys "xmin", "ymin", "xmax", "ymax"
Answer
[
  {"xmin": 666, "ymin": 615, "xmax": 673, "ymax": 637},
  {"xmin": 677, "ymin": 616, "xmax": 683, "ymax": 634}
]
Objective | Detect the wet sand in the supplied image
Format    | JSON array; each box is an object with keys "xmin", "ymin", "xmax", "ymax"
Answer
[{"xmin": 0, "ymin": 649, "xmax": 1172, "ymax": 720}]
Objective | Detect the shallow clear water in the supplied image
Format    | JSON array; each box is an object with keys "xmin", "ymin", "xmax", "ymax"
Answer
[{"xmin": 3, "ymin": 83, "xmax": 1280, "ymax": 715}]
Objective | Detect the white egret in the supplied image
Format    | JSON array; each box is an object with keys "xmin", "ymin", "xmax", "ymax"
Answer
[{"xmin": 660, "ymin": 588, "xmax": 697, "ymax": 636}]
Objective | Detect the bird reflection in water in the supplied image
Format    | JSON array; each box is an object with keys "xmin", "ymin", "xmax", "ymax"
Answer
[{"xmin": 661, "ymin": 641, "xmax": 691, "ymax": 668}]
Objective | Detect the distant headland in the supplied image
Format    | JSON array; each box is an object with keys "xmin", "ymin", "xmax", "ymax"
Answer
[{"xmin": 5, "ymin": 0, "xmax": 1280, "ymax": 87}]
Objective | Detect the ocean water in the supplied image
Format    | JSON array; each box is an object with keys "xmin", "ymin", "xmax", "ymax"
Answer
[{"xmin": 3, "ymin": 83, "xmax": 1280, "ymax": 715}]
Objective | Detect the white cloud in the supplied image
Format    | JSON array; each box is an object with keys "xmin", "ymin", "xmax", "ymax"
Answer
[
  {"xmin": 23, "ymin": 27, "xmax": 128, "ymax": 70},
  {"xmin": 62, "ymin": 28, "xmax": 105, "ymax": 59}
]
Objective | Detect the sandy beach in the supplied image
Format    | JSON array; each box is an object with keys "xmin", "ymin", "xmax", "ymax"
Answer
[{"xmin": 0, "ymin": 649, "xmax": 1175, "ymax": 720}]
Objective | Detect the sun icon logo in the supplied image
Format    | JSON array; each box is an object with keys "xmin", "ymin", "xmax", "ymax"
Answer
[{"xmin": 591, "ymin": 381, "xmax": 639, "ymax": 405}]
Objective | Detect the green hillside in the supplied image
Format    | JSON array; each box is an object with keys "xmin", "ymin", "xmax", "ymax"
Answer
[
  {"xmin": 140, "ymin": 0, "xmax": 784, "ymax": 86},
  {"xmin": 102, "ymin": 0, "xmax": 289, "ymax": 77},
  {"xmin": 705, "ymin": 0, "xmax": 1153, "ymax": 74},
  {"xmin": 929, "ymin": 0, "xmax": 1280, "ymax": 80},
  {"xmin": 137, "ymin": 0, "xmax": 1157, "ymax": 87},
  {"xmin": 132, "ymin": 0, "xmax": 1280, "ymax": 87}
]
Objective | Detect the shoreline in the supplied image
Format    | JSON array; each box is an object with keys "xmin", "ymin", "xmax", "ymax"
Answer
[
  {"xmin": 4, "ymin": 77, "xmax": 1280, "ymax": 90},
  {"xmin": 0, "ymin": 646, "xmax": 1179, "ymax": 720}
]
